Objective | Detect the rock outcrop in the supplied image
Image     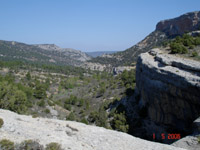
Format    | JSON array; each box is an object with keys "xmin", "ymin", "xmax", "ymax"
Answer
[
  {"xmin": 156, "ymin": 11, "xmax": 200, "ymax": 36},
  {"xmin": 0, "ymin": 109, "xmax": 185, "ymax": 150},
  {"xmin": 136, "ymin": 48, "xmax": 200, "ymax": 132}
]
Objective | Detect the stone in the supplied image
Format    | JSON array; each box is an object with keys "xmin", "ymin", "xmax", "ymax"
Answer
[
  {"xmin": 156, "ymin": 11, "xmax": 200, "ymax": 36},
  {"xmin": 0, "ymin": 109, "xmax": 185, "ymax": 150},
  {"xmin": 136, "ymin": 48, "xmax": 200, "ymax": 131}
]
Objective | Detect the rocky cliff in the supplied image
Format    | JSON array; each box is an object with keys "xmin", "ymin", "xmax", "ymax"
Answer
[
  {"xmin": 136, "ymin": 48, "xmax": 200, "ymax": 132},
  {"xmin": 0, "ymin": 109, "xmax": 185, "ymax": 150},
  {"xmin": 156, "ymin": 11, "xmax": 200, "ymax": 36}
]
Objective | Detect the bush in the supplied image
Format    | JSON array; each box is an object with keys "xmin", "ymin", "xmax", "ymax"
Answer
[
  {"xmin": 0, "ymin": 139, "xmax": 14, "ymax": 150},
  {"xmin": 46, "ymin": 142, "xmax": 62, "ymax": 150},
  {"xmin": 80, "ymin": 118, "xmax": 88, "ymax": 125},
  {"xmin": 16, "ymin": 140, "xmax": 44, "ymax": 150},
  {"xmin": 170, "ymin": 42, "xmax": 188, "ymax": 54},
  {"xmin": 189, "ymin": 45, "xmax": 195, "ymax": 49},
  {"xmin": 34, "ymin": 82, "xmax": 47, "ymax": 99},
  {"xmin": 194, "ymin": 37, "xmax": 200, "ymax": 45},
  {"xmin": 48, "ymin": 100, "xmax": 54, "ymax": 106},
  {"xmin": 0, "ymin": 81, "xmax": 28, "ymax": 114},
  {"xmin": 66, "ymin": 112, "xmax": 75, "ymax": 121},
  {"xmin": 192, "ymin": 51, "xmax": 198, "ymax": 57},
  {"xmin": 198, "ymin": 136, "xmax": 200, "ymax": 143},
  {"xmin": 111, "ymin": 112, "xmax": 129, "ymax": 133},
  {"xmin": 37, "ymin": 100, "xmax": 45, "ymax": 107},
  {"xmin": 0, "ymin": 118, "xmax": 4, "ymax": 128},
  {"xmin": 88, "ymin": 109, "xmax": 107, "ymax": 128},
  {"xmin": 64, "ymin": 104, "xmax": 71, "ymax": 111},
  {"xmin": 44, "ymin": 108, "xmax": 50, "ymax": 114}
]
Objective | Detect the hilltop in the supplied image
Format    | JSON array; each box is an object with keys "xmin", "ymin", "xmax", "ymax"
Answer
[{"xmin": 0, "ymin": 41, "xmax": 91, "ymax": 66}]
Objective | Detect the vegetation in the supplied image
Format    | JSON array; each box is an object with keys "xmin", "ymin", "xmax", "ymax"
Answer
[
  {"xmin": 111, "ymin": 112, "xmax": 129, "ymax": 132},
  {"xmin": 170, "ymin": 42, "xmax": 188, "ymax": 54},
  {"xmin": 67, "ymin": 112, "xmax": 76, "ymax": 121},
  {"xmin": 16, "ymin": 140, "xmax": 44, "ymax": 150},
  {"xmin": 0, "ymin": 118, "xmax": 3, "ymax": 128},
  {"xmin": 198, "ymin": 136, "xmax": 200, "ymax": 143},
  {"xmin": 0, "ymin": 75, "xmax": 30, "ymax": 114},
  {"xmin": 45, "ymin": 142, "xmax": 63, "ymax": 150},
  {"xmin": 0, "ymin": 53, "xmax": 136, "ymax": 134},
  {"xmin": 192, "ymin": 51, "xmax": 198, "ymax": 57},
  {"xmin": 168, "ymin": 33, "xmax": 200, "ymax": 54},
  {"xmin": 0, "ymin": 139, "xmax": 14, "ymax": 150},
  {"xmin": 109, "ymin": 103, "xmax": 129, "ymax": 132}
]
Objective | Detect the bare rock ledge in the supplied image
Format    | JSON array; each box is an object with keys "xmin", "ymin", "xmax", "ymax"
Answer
[{"xmin": 0, "ymin": 109, "xmax": 185, "ymax": 150}]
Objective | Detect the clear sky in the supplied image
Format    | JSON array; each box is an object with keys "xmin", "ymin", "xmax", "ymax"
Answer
[{"xmin": 0, "ymin": 0, "xmax": 200, "ymax": 52}]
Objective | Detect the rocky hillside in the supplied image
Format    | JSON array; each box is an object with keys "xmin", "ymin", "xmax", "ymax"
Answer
[
  {"xmin": 88, "ymin": 11, "xmax": 200, "ymax": 68},
  {"xmin": 34, "ymin": 44, "xmax": 91, "ymax": 62},
  {"xmin": 86, "ymin": 51, "xmax": 118, "ymax": 58},
  {"xmin": 0, "ymin": 41, "xmax": 91, "ymax": 66},
  {"xmin": 0, "ymin": 109, "xmax": 186, "ymax": 150}
]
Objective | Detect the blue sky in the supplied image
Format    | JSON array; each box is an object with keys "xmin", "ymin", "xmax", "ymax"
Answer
[{"xmin": 0, "ymin": 0, "xmax": 200, "ymax": 52}]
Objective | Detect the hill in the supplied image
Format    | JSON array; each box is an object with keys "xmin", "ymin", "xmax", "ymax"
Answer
[{"xmin": 0, "ymin": 41, "xmax": 91, "ymax": 66}]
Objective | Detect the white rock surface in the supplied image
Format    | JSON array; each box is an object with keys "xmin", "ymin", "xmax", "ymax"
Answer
[
  {"xmin": 0, "ymin": 109, "xmax": 186, "ymax": 150},
  {"xmin": 172, "ymin": 136, "xmax": 200, "ymax": 150}
]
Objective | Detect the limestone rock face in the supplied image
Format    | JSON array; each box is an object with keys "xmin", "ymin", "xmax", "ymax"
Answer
[
  {"xmin": 156, "ymin": 11, "xmax": 200, "ymax": 36},
  {"xmin": 0, "ymin": 109, "xmax": 185, "ymax": 150},
  {"xmin": 136, "ymin": 48, "xmax": 200, "ymax": 131}
]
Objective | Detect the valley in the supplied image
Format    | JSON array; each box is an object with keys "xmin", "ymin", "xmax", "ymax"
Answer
[{"xmin": 0, "ymin": 10, "xmax": 200, "ymax": 150}]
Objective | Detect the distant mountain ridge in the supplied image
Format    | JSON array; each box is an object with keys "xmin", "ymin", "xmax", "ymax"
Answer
[{"xmin": 0, "ymin": 41, "xmax": 91, "ymax": 66}]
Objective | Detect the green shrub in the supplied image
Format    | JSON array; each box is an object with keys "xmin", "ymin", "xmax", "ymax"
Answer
[
  {"xmin": 197, "ymin": 136, "xmax": 200, "ymax": 143},
  {"xmin": 17, "ymin": 140, "xmax": 44, "ymax": 150},
  {"xmin": 0, "ymin": 139, "xmax": 14, "ymax": 150},
  {"xmin": 111, "ymin": 112, "xmax": 129, "ymax": 133},
  {"xmin": 34, "ymin": 82, "xmax": 47, "ymax": 99},
  {"xmin": 80, "ymin": 118, "xmax": 88, "ymax": 125},
  {"xmin": 192, "ymin": 51, "xmax": 198, "ymax": 57},
  {"xmin": 47, "ymin": 100, "xmax": 54, "ymax": 106},
  {"xmin": 64, "ymin": 104, "xmax": 71, "ymax": 111},
  {"xmin": 170, "ymin": 42, "xmax": 188, "ymax": 54},
  {"xmin": 45, "ymin": 142, "xmax": 62, "ymax": 150},
  {"xmin": 189, "ymin": 45, "xmax": 195, "ymax": 49},
  {"xmin": 44, "ymin": 108, "xmax": 50, "ymax": 114},
  {"xmin": 66, "ymin": 112, "xmax": 75, "ymax": 121},
  {"xmin": 0, "ymin": 118, "xmax": 4, "ymax": 128},
  {"xmin": 194, "ymin": 37, "xmax": 200, "ymax": 45},
  {"xmin": 26, "ymin": 72, "xmax": 31, "ymax": 80},
  {"xmin": 0, "ymin": 81, "xmax": 29, "ymax": 114},
  {"xmin": 37, "ymin": 100, "xmax": 45, "ymax": 107}
]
